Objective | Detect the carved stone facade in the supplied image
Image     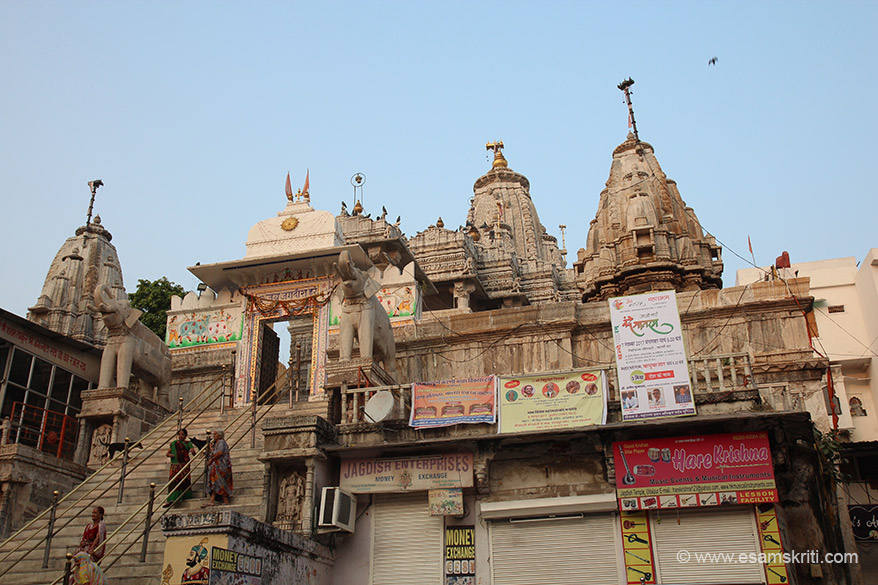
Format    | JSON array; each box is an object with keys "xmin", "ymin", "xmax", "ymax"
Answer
[{"xmin": 409, "ymin": 149, "xmax": 578, "ymax": 312}]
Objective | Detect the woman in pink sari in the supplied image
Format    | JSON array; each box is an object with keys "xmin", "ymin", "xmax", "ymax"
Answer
[
  {"xmin": 76, "ymin": 507, "xmax": 106, "ymax": 561},
  {"xmin": 204, "ymin": 429, "xmax": 232, "ymax": 506}
]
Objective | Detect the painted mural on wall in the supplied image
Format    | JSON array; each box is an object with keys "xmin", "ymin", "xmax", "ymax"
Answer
[
  {"xmin": 167, "ymin": 308, "xmax": 244, "ymax": 349},
  {"xmin": 328, "ymin": 285, "xmax": 419, "ymax": 326},
  {"xmin": 161, "ymin": 534, "xmax": 228, "ymax": 585}
]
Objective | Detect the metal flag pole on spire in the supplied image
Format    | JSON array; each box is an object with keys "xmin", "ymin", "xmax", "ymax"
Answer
[
  {"xmin": 86, "ymin": 179, "xmax": 103, "ymax": 225},
  {"xmin": 617, "ymin": 78, "xmax": 639, "ymax": 142}
]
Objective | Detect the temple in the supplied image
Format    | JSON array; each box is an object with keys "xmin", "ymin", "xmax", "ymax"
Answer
[{"xmin": 0, "ymin": 91, "xmax": 873, "ymax": 585}]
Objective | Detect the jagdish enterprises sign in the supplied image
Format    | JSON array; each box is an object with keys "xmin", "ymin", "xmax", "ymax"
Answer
[{"xmin": 339, "ymin": 453, "xmax": 474, "ymax": 493}]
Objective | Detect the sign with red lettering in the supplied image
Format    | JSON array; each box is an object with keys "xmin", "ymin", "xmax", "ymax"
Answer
[
  {"xmin": 609, "ymin": 291, "xmax": 696, "ymax": 421},
  {"xmin": 339, "ymin": 453, "xmax": 473, "ymax": 493},
  {"xmin": 613, "ymin": 432, "xmax": 777, "ymax": 511}
]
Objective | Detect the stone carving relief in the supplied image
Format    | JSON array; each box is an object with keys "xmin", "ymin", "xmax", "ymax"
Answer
[
  {"xmin": 89, "ymin": 424, "xmax": 113, "ymax": 466},
  {"xmin": 276, "ymin": 472, "xmax": 305, "ymax": 530}
]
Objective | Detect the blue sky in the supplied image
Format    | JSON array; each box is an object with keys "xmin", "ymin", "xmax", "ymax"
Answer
[{"xmin": 2, "ymin": 0, "xmax": 876, "ymax": 319}]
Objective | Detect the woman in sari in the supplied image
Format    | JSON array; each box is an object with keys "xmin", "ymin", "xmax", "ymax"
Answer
[
  {"xmin": 76, "ymin": 506, "xmax": 106, "ymax": 561},
  {"xmin": 164, "ymin": 428, "xmax": 196, "ymax": 507},
  {"xmin": 71, "ymin": 551, "xmax": 107, "ymax": 585},
  {"xmin": 203, "ymin": 429, "xmax": 233, "ymax": 506}
]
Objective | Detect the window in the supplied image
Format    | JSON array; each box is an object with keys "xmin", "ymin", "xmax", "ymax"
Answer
[{"xmin": 828, "ymin": 305, "xmax": 845, "ymax": 313}]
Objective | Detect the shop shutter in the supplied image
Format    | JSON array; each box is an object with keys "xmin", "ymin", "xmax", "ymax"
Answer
[
  {"xmin": 490, "ymin": 514, "xmax": 621, "ymax": 585},
  {"xmin": 371, "ymin": 493, "xmax": 443, "ymax": 585},
  {"xmin": 651, "ymin": 507, "xmax": 765, "ymax": 584}
]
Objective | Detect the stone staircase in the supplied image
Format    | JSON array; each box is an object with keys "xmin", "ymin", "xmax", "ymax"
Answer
[{"xmin": 0, "ymin": 404, "xmax": 286, "ymax": 585}]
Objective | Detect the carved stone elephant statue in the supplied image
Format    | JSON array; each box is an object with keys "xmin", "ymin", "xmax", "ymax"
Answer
[
  {"xmin": 93, "ymin": 284, "xmax": 171, "ymax": 407},
  {"xmin": 335, "ymin": 250, "xmax": 397, "ymax": 379}
]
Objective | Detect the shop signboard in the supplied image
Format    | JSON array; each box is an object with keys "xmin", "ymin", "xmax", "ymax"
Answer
[
  {"xmin": 410, "ymin": 376, "xmax": 496, "ymax": 428},
  {"xmin": 340, "ymin": 453, "xmax": 473, "ymax": 493},
  {"xmin": 613, "ymin": 432, "xmax": 778, "ymax": 511},
  {"xmin": 849, "ymin": 504, "xmax": 878, "ymax": 541},
  {"xmin": 609, "ymin": 291, "xmax": 696, "ymax": 421},
  {"xmin": 445, "ymin": 526, "xmax": 475, "ymax": 585},
  {"xmin": 497, "ymin": 369, "xmax": 608, "ymax": 433},
  {"xmin": 209, "ymin": 547, "xmax": 262, "ymax": 585},
  {"xmin": 430, "ymin": 488, "xmax": 464, "ymax": 516}
]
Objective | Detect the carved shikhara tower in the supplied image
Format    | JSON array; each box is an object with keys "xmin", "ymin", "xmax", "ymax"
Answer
[
  {"xmin": 408, "ymin": 144, "xmax": 578, "ymax": 311},
  {"xmin": 573, "ymin": 133, "xmax": 723, "ymax": 301},
  {"xmin": 27, "ymin": 216, "xmax": 127, "ymax": 347}
]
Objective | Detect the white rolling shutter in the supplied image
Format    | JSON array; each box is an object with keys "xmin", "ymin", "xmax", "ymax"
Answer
[
  {"xmin": 490, "ymin": 514, "xmax": 621, "ymax": 585},
  {"xmin": 371, "ymin": 493, "xmax": 443, "ymax": 585},
  {"xmin": 651, "ymin": 507, "xmax": 765, "ymax": 584}
]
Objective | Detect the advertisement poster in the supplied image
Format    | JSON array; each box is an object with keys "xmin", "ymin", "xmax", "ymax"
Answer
[
  {"xmin": 445, "ymin": 526, "xmax": 475, "ymax": 585},
  {"xmin": 497, "ymin": 370, "xmax": 608, "ymax": 434},
  {"xmin": 340, "ymin": 453, "xmax": 474, "ymax": 493},
  {"xmin": 208, "ymin": 547, "xmax": 263, "ymax": 585},
  {"xmin": 609, "ymin": 291, "xmax": 696, "ymax": 421},
  {"xmin": 613, "ymin": 432, "xmax": 778, "ymax": 511},
  {"xmin": 620, "ymin": 510, "xmax": 656, "ymax": 584},
  {"xmin": 849, "ymin": 504, "xmax": 878, "ymax": 541},
  {"xmin": 756, "ymin": 504, "xmax": 791, "ymax": 584},
  {"xmin": 160, "ymin": 535, "xmax": 227, "ymax": 585},
  {"xmin": 430, "ymin": 488, "xmax": 464, "ymax": 516},
  {"xmin": 410, "ymin": 376, "xmax": 496, "ymax": 428}
]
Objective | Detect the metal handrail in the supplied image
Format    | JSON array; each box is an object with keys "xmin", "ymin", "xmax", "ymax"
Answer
[
  {"xmin": 63, "ymin": 369, "xmax": 292, "ymax": 584},
  {"xmin": 0, "ymin": 372, "xmax": 226, "ymax": 576}
]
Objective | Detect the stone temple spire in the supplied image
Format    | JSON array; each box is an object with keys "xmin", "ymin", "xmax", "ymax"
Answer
[
  {"xmin": 28, "ymin": 214, "xmax": 127, "ymax": 347},
  {"xmin": 573, "ymin": 133, "xmax": 723, "ymax": 300},
  {"xmin": 468, "ymin": 142, "xmax": 559, "ymax": 266}
]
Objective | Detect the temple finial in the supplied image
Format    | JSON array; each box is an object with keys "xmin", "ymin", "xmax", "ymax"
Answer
[
  {"xmin": 617, "ymin": 78, "xmax": 639, "ymax": 142},
  {"xmin": 86, "ymin": 179, "xmax": 103, "ymax": 225},
  {"xmin": 486, "ymin": 141, "xmax": 507, "ymax": 169}
]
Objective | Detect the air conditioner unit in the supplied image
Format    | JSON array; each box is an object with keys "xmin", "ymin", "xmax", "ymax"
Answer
[{"xmin": 318, "ymin": 487, "xmax": 357, "ymax": 533}]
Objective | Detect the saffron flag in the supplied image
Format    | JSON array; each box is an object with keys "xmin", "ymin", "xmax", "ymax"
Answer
[
  {"xmin": 302, "ymin": 169, "xmax": 310, "ymax": 194},
  {"xmin": 748, "ymin": 235, "xmax": 753, "ymax": 255},
  {"xmin": 285, "ymin": 172, "xmax": 293, "ymax": 200}
]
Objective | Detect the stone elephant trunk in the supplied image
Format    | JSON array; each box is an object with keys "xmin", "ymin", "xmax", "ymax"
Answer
[
  {"xmin": 335, "ymin": 250, "xmax": 397, "ymax": 380},
  {"xmin": 94, "ymin": 284, "xmax": 172, "ymax": 407}
]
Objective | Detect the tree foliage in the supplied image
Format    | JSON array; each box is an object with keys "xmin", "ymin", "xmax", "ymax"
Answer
[{"xmin": 128, "ymin": 277, "xmax": 187, "ymax": 341}]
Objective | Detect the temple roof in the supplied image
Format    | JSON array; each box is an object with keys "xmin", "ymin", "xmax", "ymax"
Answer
[
  {"xmin": 27, "ymin": 216, "xmax": 126, "ymax": 347},
  {"xmin": 573, "ymin": 133, "xmax": 723, "ymax": 300}
]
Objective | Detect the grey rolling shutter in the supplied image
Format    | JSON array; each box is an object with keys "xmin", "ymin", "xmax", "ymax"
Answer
[
  {"xmin": 490, "ymin": 514, "xmax": 621, "ymax": 585},
  {"xmin": 372, "ymin": 493, "xmax": 443, "ymax": 585},
  {"xmin": 651, "ymin": 507, "xmax": 765, "ymax": 584}
]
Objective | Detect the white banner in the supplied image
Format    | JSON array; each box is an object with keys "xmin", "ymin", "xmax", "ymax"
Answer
[{"xmin": 609, "ymin": 291, "xmax": 696, "ymax": 421}]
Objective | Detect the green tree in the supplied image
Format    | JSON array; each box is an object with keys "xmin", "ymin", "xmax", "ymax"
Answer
[{"xmin": 128, "ymin": 277, "xmax": 187, "ymax": 340}]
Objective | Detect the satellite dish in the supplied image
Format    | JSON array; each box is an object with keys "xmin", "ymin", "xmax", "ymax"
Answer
[{"xmin": 363, "ymin": 390, "xmax": 395, "ymax": 423}]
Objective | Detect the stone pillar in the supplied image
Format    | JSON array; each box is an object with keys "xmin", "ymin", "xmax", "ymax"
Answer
[
  {"xmin": 73, "ymin": 419, "xmax": 91, "ymax": 466},
  {"xmin": 302, "ymin": 459, "xmax": 315, "ymax": 536},
  {"xmin": 453, "ymin": 281, "xmax": 476, "ymax": 311}
]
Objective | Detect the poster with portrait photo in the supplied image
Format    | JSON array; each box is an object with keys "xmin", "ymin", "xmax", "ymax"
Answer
[{"xmin": 608, "ymin": 291, "xmax": 696, "ymax": 421}]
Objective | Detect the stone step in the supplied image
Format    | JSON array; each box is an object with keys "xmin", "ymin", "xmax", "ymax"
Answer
[{"xmin": 0, "ymin": 405, "xmax": 285, "ymax": 585}]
